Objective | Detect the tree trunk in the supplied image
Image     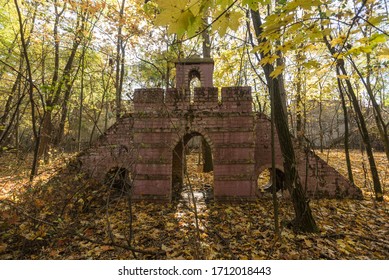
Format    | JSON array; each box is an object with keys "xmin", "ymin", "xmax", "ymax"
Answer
[
  {"xmin": 251, "ymin": 9, "xmax": 318, "ymax": 232},
  {"xmin": 271, "ymin": 77, "xmax": 318, "ymax": 232},
  {"xmin": 318, "ymin": 83, "xmax": 324, "ymax": 153},
  {"xmin": 338, "ymin": 62, "xmax": 383, "ymax": 201},
  {"xmin": 295, "ymin": 52, "xmax": 304, "ymax": 145},
  {"xmin": 0, "ymin": 77, "xmax": 26, "ymax": 147},
  {"xmin": 14, "ymin": 0, "xmax": 40, "ymax": 179},
  {"xmin": 320, "ymin": 19, "xmax": 383, "ymax": 201},
  {"xmin": 78, "ymin": 53, "xmax": 85, "ymax": 151},
  {"xmin": 115, "ymin": 0, "xmax": 126, "ymax": 120},
  {"xmin": 54, "ymin": 55, "xmax": 83, "ymax": 146},
  {"xmin": 349, "ymin": 57, "xmax": 389, "ymax": 161},
  {"xmin": 38, "ymin": 3, "xmax": 84, "ymax": 157},
  {"xmin": 337, "ymin": 70, "xmax": 354, "ymax": 184},
  {"xmin": 202, "ymin": 138, "xmax": 213, "ymax": 172},
  {"xmin": 0, "ymin": 70, "xmax": 22, "ymax": 145},
  {"xmin": 270, "ymin": 67, "xmax": 280, "ymax": 237}
]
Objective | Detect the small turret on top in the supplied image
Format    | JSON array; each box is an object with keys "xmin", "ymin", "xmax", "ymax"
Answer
[{"xmin": 175, "ymin": 55, "xmax": 214, "ymax": 90}]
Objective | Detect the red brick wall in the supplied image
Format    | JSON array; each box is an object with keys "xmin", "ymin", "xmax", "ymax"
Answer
[{"xmin": 79, "ymin": 87, "xmax": 362, "ymax": 201}]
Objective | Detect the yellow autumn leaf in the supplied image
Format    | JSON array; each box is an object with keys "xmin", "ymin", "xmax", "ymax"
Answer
[
  {"xmin": 332, "ymin": 53, "xmax": 344, "ymax": 59},
  {"xmin": 165, "ymin": 222, "xmax": 175, "ymax": 230},
  {"xmin": 212, "ymin": 10, "xmax": 242, "ymax": 37},
  {"xmin": 155, "ymin": 0, "xmax": 187, "ymax": 12},
  {"xmin": 377, "ymin": 48, "xmax": 389, "ymax": 59},
  {"xmin": 0, "ymin": 243, "xmax": 7, "ymax": 253},
  {"xmin": 161, "ymin": 244, "xmax": 174, "ymax": 252},
  {"xmin": 298, "ymin": 0, "xmax": 322, "ymax": 9},
  {"xmin": 330, "ymin": 37, "xmax": 344, "ymax": 47},
  {"xmin": 154, "ymin": 0, "xmax": 198, "ymax": 37},
  {"xmin": 242, "ymin": 0, "xmax": 259, "ymax": 10},
  {"xmin": 304, "ymin": 239, "xmax": 313, "ymax": 247},
  {"xmin": 270, "ymin": 65, "xmax": 284, "ymax": 78},
  {"xmin": 337, "ymin": 74, "xmax": 349, "ymax": 80},
  {"xmin": 188, "ymin": 0, "xmax": 202, "ymax": 16}
]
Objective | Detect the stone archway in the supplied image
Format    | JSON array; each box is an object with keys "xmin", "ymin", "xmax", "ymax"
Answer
[{"xmin": 171, "ymin": 131, "xmax": 214, "ymax": 200}]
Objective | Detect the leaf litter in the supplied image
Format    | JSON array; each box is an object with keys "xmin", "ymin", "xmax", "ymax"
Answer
[{"xmin": 0, "ymin": 149, "xmax": 388, "ymax": 259}]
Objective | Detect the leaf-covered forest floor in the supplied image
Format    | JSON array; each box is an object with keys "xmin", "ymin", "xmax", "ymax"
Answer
[{"xmin": 0, "ymin": 149, "xmax": 388, "ymax": 260}]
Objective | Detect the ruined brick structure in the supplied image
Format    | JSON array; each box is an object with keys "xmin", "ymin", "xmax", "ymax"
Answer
[{"xmin": 79, "ymin": 57, "xmax": 362, "ymax": 201}]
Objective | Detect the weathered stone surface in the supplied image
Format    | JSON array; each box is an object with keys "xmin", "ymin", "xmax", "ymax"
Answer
[{"xmin": 78, "ymin": 58, "xmax": 362, "ymax": 201}]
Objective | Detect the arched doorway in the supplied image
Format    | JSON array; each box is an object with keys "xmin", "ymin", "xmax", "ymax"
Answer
[
  {"xmin": 172, "ymin": 132, "xmax": 214, "ymax": 203},
  {"xmin": 188, "ymin": 69, "xmax": 201, "ymax": 104}
]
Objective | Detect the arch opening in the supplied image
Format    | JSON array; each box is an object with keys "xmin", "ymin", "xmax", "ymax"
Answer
[
  {"xmin": 188, "ymin": 69, "xmax": 201, "ymax": 104},
  {"xmin": 104, "ymin": 167, "xmax": 132, "ymax": 193},
  {"xmin": 257, "ymin": 168, "xmax": 285, "ymax": 194},
  {"xmin": 172, "ymin": 132, "xmax": 214, "ymax": 203}
]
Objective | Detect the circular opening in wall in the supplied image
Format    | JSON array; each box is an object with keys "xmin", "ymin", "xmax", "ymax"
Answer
[
  {"xmin": 104, "ymin": 167, "xmax": 132, "ymax": 192},
  {"xmin": 257, "ymin": 168, "xmax": 285, "ymax": 193}
]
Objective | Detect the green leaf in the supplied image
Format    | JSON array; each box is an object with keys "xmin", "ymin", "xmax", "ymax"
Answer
[
  {"xmin": 298, "ymin": 0, "xmax": 322, "ymax": 9},
  {"xmin": 368, "ymin": 15, "xmax": 385, "ymax": 26},
  {"xmin": 303, "ymin": 60, "xmax": 320, "ymax": 68},
  {"xmin": 188, "ymin": 0, "xmax": 202, "ymax": 16},
  {"xmin": 242, "ymin": 0, "xmax": 270, "ymax": 10},
  {"xmin": 322, "ymin": 28, "xmax": 332, "ymax": 36},
  {"xmin": 187, "ymin": 14, "xmax": 202, "ymax": 37},
  {"xmin": 242, "ymin": 0, "xmax": 256, "ymax": 10},
  {"xmin": 369, "ymin": 33, "xmax": 388, "ymax": 45}
]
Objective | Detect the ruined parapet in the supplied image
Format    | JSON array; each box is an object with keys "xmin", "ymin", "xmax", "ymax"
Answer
[
  {"xmin": 132, "ymin": 56, "xmax": 251, "ymax": 114},
  {"xmin": 222, "ymin": 87, "xmax": 252, "ymax": 113},
  {"xmin": 133, "ymin": 87, "xmax": 252, "ymax": 114},
  {"xmin": 133, "ymin": 88, "xmax": 164, "ymax": 113},
  {"xmin": 302, "ymin": 150, "xmax": 360, "ymax": 198},
  {"xmin": 78, "ymin": 116, "xmax": 135, "ymax": 181},
  {"xmin": 192, "ymin": 87, "xmax": 219, "ymax": 111},
  {"xmin": 165, "ymin": 88, "xmax": 190, "ymax": 111}
]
